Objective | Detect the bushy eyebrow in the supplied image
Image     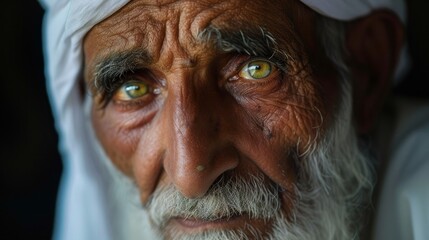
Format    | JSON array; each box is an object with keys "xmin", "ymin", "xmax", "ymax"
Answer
[
  {"xmin": 89, "ymin": 49, "xmax": 152, "ymax": 102},
  {"xmin": 197, "ymin": 25, "xmax": 289, "ymax": 70}
]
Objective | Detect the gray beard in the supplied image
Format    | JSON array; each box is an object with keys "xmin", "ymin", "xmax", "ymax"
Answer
[{"xmin": 87, "ymin": 72, "xmax": 374, "ymax": 240}]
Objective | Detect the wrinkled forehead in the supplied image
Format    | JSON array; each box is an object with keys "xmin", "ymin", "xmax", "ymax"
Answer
[
  {"xmin": 83, "ymin": 0, "xmax": 314, "ymax": 66},
  {"xmin": 93, "ymin": 0, "xmax": 294, "ymax": 35}
]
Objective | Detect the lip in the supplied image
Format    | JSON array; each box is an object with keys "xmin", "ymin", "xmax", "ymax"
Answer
[
  {"xmin": 170, "ymin": 214, "xmax": 249, "ymax": 232},
  {"xmin": 166, "ymin": 214, "xmax": 274, "ymax": 239}
]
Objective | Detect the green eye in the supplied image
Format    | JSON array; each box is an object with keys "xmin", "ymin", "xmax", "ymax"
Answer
[
  {"xmin": 239, "ymin": 60, "xmax": 273, "ymax": 80},
  {"xmin": 114, "ymin": 81, "xmax": 149, "ymax": 101}
]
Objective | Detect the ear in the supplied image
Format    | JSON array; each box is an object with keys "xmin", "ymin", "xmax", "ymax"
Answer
[{"xmin": 345, "ymin": 10, "xmax": 404, "ymax": 135}]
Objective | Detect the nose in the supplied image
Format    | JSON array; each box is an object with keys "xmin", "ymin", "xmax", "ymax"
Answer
[{"xmin": 162, "ymin": 73, "xmax": 239, "ymax": 198}]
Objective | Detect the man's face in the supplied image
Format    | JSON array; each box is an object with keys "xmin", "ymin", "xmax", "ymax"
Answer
[{"xmin": 83, "ymin": 0, "xmax": 342, "ymax": 238}]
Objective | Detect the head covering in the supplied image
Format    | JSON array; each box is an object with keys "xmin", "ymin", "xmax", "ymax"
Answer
[
  {"xmin": 39, "ymin": 1, "xmax": 407, "ymax": 239},
  {"xmin": 301, "ymin": 0, "xmax": 406, "ymax": 22}
]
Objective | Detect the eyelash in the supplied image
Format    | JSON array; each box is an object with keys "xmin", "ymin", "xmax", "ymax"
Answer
[{"xmin": 97, "ymin": 77, "xmax": 128, "ymax": 107}]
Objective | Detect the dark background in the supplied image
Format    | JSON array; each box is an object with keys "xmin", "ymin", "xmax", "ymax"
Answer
[
  {"xmin": 1, "ymin": 1, "xmax": 428, "ymax": 239},
  {"xmin": 1, "ymin": 2, "xmax": 61, "ymax": 239}
]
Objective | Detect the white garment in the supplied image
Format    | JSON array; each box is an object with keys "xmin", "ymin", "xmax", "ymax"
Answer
[
  {"xmin": 38, "ymin": 0, "xmax": 409, "ymax": 239},
  {"xmin": 300, "ymin": 0, "xmax": 405, "ymax": 21},
  {"xmin": 40, "ymin": 1, "xmax": 131, "ymax": 239},
  {"xmin": 373, "ymin": 98, "xmax": 429, "ymax": 240}
]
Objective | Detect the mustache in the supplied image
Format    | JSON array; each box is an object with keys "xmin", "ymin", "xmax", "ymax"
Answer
[{"xmin": 145, "ymin": 174, "xmax": 283, "ymax": 228}]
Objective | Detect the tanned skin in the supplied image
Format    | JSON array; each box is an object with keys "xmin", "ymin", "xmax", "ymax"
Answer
[{"xmin": 83, "ymin": 0, "xmax": 402, "ymax": 237}]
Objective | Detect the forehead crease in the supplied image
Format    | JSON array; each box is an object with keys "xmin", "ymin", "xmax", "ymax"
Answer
[
  {"xmin": 147, "ymin": 0, "xmax": 245, "ymax": 46},
  {"xmin": 109, "ymin": 2, "xmax": 252, "ymax": 66},
  {"xmin": 103, "ymin": 0, "xmax": 241, "ymax": 32},
  {"xmin": 187, "ymin": 0, "xmax": 242, "ymax": 34},
  {"xmin": 85, "ymin": 0, "xmax": 302, "ymax": 72}
]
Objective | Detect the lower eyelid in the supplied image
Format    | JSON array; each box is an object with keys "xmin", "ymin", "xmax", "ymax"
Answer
[{"xmin": 111, "ymin": 94, "xmax": 156, "ymax": 112}]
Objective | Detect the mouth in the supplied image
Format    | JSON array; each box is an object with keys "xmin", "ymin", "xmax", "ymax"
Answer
[
  {"xmin": 172, "ymin": 214, "xmax": 242, "ymax": 229},
  {"xmin": 166, "ymin": 213, "xmax": 273, "ymax": 238}
]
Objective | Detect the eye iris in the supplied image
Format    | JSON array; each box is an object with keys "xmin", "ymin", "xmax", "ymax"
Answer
[
  {"xmin": 247, "ymin": 61, "xmax": 271, "ymax": 79},
  {"xmin": 124, "ymin": 82, "xmax": 148, "ymax": 98}
]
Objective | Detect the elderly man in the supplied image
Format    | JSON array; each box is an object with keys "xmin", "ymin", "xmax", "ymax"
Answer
[{"xmin": 40, "ymin": 0, "xmax": 429, "ymax": 239}]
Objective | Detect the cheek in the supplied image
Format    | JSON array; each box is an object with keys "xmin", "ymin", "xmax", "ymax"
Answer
[
  {"xmin": 91, "ymin": 104, "xmax": 166, "ymax": 201},
  {"xmin": 229, "ymin": 74, "xmax": 326, "ymax": 155},
  {"xmin": 227, "ymin": 72, "xmax": 327, "ymax": 207},
  {"xmin": 270, "ymin": 80, "xmax": 325, "ymax": 148},
  {"xmin": 91, "ymin": 106, "xmax": 141, "ymax": 177}
]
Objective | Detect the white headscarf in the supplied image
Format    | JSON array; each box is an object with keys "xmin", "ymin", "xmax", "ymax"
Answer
[
  {"xmin": 39, "ymin": 1, "xmax": 407, "ymax": 239},
  {"xmin": 301, "ymin": 0, "xmax": 406, "ymax": 21}
]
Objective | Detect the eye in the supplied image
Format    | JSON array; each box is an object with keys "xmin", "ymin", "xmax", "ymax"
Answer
[
  {"xmin": 239, "ymin": 59, "xmax": 274, "ymax": 80},
  {"xmin": 113, "ymin": 80, "xmax": 149, "ymax": 101}
]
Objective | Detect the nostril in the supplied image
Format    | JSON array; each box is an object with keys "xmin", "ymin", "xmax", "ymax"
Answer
[
  {"xmin": 207, "ymin": 170, "xmax": 234, "ymax": 191},
  {"xmin": 172, "ymin": 169, "xmax": 236, "ymax": 199},
  {"xmin": 179, "ymin": 187, "xmax": 207, "ymax": 199}
]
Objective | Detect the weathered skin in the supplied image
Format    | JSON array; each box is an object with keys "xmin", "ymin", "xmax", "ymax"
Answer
[{"xmin": 83, "ymin": 0, "xmax": 340, "ymax": 237}]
